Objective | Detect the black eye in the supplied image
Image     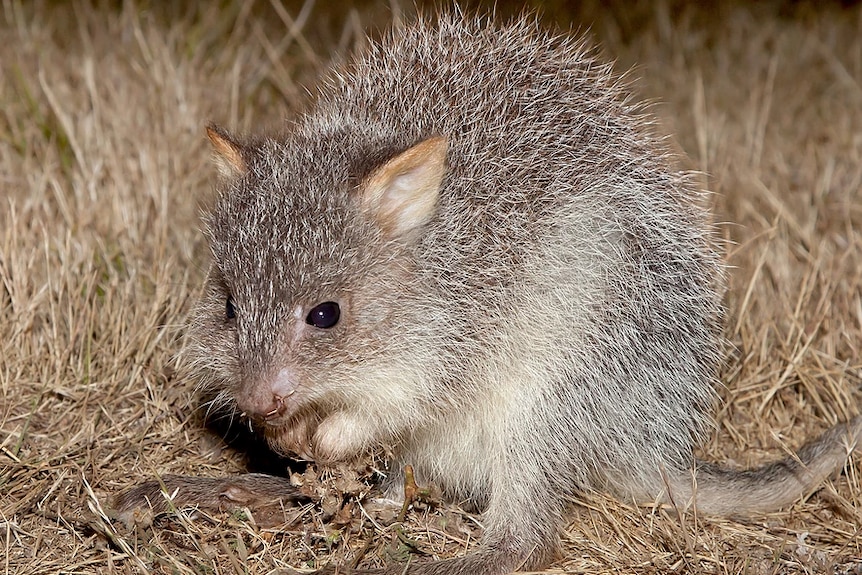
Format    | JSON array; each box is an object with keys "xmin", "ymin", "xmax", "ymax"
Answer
[
  {"xmin": 225, "ymin": 296, "xmax": 236, "ymax": 320},
  {"xmin": 305, "ymin": 301, "xmax": 340, "ymax": 329}
]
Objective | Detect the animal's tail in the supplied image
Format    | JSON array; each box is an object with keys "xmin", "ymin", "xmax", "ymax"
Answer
[{"xmin": 665, "ymin": 415, "xmax": 862, "ymax": 516}]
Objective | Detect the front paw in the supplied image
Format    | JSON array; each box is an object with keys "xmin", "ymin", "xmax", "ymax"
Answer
[
  {"xmin": 313, "ymin": 411, "xmax": 376, "ymax": 462},
  {"xmin": 266, "ymin": 413, "xmax": 319, "ymax": 460}
]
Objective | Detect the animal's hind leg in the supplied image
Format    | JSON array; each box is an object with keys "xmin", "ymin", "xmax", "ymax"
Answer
[{"xmin": 112, "ymin": 473, "xmax": 302, "ymax": 524}]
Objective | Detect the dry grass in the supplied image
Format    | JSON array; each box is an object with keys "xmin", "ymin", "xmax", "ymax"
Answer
[{"xmin": 2, "ymin": 1, "xmax": 862, "ymax": 573}]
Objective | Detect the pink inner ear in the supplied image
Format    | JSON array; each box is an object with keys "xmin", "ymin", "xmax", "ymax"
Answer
[{"xmin": 363, "ymin": 136, "xmax": 449, "ymax": 236}]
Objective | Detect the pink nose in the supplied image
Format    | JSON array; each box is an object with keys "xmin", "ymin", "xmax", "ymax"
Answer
[{"xmin": 238, "ymin": 368, "xmax": 300, "ymax": 421}]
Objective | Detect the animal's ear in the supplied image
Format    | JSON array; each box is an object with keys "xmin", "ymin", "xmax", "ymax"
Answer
[
  {"xmin": 206, "ymin": 124, "xmax": 248, "ymax": 178},
  {"xmin": 361, "ymin": 136, "xmax": 448, "ymax": 237}
]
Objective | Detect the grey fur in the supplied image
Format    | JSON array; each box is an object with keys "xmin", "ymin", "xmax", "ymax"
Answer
[{"xmin": 122, "ymin": 13, "xmax": 861, "ymax": 575}]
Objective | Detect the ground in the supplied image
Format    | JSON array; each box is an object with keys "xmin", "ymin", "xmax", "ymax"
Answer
[{"xmin": 2, "ymin": 1, "xmax": 861, "ymax": 573}]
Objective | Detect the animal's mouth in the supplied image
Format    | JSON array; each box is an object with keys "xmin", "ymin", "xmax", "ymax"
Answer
[
  {"xmin": 264, "ymin": 394, "xmax": 294, "ymax": 423},
  {"xmin": 238, "ymin": 409, "xmax": 293, "ymax": 430},
  {"xmin": 235, "ymin": 384, "xmax": 304, "ymax": 428}
]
